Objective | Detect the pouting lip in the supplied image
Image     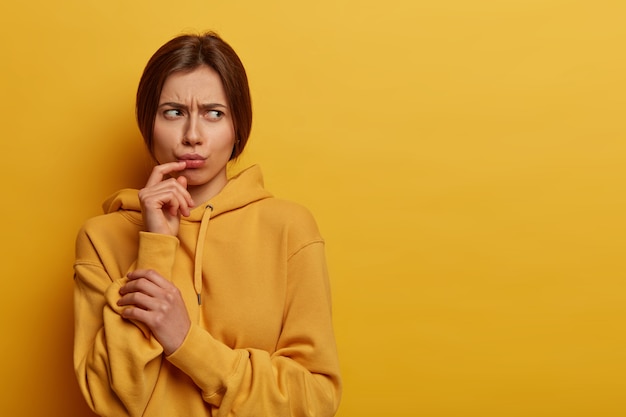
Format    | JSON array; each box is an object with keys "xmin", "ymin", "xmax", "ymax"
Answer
[
  {"xmin": 177, "ymin": 154, "xmax": 206, "ymax": 161},
  {"xmin": 176, "ymin": 154, "xmax": 206, "ymax": 169}
]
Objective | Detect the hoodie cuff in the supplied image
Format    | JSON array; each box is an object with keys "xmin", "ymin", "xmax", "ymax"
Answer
[
  {"xmin": 136, "ymin": 231, "xmax": 179, "ymax": 280},
  {"xmin": 166, "ymin": 324, "xmax": 246, "ymax": 405}
]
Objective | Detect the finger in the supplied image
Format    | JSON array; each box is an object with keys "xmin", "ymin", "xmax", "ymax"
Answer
[
  {"xmin": 145, "ymin": 161, "xmax": 187, "ymax": 187},
  {"xmin": 158, "ymin": 180, "xmax": 189, "ymax": 217},
  {"xmin": 142, "ymin": 185, "xmax": 190, "ymax": 217},
  {"xmin": 117, "ymin": 291, "xmax": 158, "ymax": 311},
  {"xmin": 142, "ymin": 178, "xmax": 194, "ymax": 212},
  {"xmin": 127, "ymin": 269, "xmax": 169, "ymax": 287},
  {"xmin": 176, "ymin": 176, "xmax": 194, "ymax": 215},
  {"xmin": 120, "ymin": 276, "xmax": 160, "ymax": 298},
  {"xmin": 159, "ymin": 189, "xmax": 184, "ymax": 218},
  {"xmin": 119, "ymin": 305, "xmax": 152, "ymax": 324}
]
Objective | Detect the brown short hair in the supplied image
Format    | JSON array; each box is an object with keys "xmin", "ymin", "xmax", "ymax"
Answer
[{"xmin": 136, "ymin": 32, "xmax": 252, "ymax": 159}]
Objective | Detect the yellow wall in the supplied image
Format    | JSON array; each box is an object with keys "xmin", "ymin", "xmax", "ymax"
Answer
[{"xmin": 1, "ymin": 1, "xmax": 624, "ymax": 416}]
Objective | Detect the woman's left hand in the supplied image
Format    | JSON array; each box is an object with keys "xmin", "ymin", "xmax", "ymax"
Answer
[{"xmin": 118, "ymin": 269, "xmax": 191, "ymax": 355}]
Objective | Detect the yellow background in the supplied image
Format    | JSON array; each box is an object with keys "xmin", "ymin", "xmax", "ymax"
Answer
[{"xmin": 1, "ymin": 1, "xmax": 624, "ymax": 416}]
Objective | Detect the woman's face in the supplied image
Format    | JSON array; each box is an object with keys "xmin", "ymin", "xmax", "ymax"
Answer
[{"xmin": 152, "ymin": 65, "xmax": 236, "ymax": 201}]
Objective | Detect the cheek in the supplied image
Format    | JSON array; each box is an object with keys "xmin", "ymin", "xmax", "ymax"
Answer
[
  {"xmin": 153, "ymin": 120, "xmax": 173, "ymax": 142},
  {"xmin": 210, "ymin": 124, "xmax": 236, "ymax": 152},
  {"xmin": 151, "ymin": 123, "xmax": 175, "ymax": 160}
]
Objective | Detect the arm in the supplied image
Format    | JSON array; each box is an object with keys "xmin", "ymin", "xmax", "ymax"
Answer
[
  {"xmin": 74, "ymin": 162, "xmax": 194, "ymax": 416},
  {"xmin": 73, "ymin": 229, "xmax": 179, "ymax": 417},
  {"xmin": 166, "ymin": 240, "xmax": 342, "ymax": 417}
]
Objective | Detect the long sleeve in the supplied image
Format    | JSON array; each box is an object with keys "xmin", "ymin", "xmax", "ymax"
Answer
[
  {"xmin": 74, "ymin": 228, "xmax": 179, "ymax": 417},
  {"xmin": 73, "ymin": 169, "xmax": 341, "ymax": 417},
  {"xmin": 165, "ymin": 240, "xmax": 342, "ymax": 416}
]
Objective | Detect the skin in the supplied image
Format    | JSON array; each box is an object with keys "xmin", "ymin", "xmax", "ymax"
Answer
[{"xmin": 117, "ymin": 65, "xmax": 236, "ymax": 355}]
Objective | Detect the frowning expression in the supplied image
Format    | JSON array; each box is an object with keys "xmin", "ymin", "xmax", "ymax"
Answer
[{"xmin": 152, "ymin": 65, "xmax": 236, "ymax": 201}]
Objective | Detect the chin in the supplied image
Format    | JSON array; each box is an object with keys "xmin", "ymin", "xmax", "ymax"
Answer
[{"xmin": 185, "ymin": 177, "xmax": 210, "ymax": 187}]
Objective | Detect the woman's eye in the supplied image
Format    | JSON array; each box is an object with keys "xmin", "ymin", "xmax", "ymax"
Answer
[
  {"xmin": 207, "ymin": 110, "xmax": 223, "ymax": 120},
  {"xmin": 163, "ymin": 109, "xmax": 183, "ymax": 118}
]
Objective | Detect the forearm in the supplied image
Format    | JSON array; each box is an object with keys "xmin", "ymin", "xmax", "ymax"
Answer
[
  {"xmin": 166, "ymin": 325, "xmax": 341, "ymax": 417},
  {"xmin": 74, "ymin": 269, "xmax": 165, "ymax": 416},
  {"xmin": 73, "ymin": 230, "xmax": 181, "ymax": 416}
]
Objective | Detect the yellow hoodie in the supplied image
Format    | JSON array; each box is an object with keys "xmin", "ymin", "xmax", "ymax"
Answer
[{"xmin": 73, "ymin": 165, "xmax": 341, "ymax": 417}]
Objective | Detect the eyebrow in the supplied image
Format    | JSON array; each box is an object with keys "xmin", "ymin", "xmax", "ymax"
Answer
[{"xmin": 158, "ymin": 102, "xmax": 228, "ymax": 110}]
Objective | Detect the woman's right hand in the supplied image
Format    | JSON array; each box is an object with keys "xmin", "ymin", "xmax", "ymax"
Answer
[{"xmin": 138, "ymin": 161, "xmax": 196, "ymax": 236}]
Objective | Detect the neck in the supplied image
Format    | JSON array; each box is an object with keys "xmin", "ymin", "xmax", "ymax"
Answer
[{"xmin": 190, "ymin": 180, "xmax": 228, "ymax": 207}]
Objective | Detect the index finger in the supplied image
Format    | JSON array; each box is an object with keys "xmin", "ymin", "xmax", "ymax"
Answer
[{"xmin": 146, "ymin": 161, "xmax": 187, "ymax": 187}]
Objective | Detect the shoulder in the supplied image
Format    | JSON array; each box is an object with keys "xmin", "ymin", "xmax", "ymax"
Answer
[
  {"xmin": 257, "ymin": 197, "xmax": 319, "ymax": 229},
  {"xmin": 76, "ymin": 210, "xmax": 142, "ymax": 253},
  {"xmin": 244, "ymin": 197, "xmax": 325, "ymax": 253},
  {"xmin": 80, "ymin": 209, "xmax": 142, "ymax": 235}
]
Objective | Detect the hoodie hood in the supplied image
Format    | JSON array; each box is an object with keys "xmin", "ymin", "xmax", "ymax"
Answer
[
  {"xmin": 101, "ymin": 164, "xmax": 273, "ymax": 305},
  {"xmin": 102, "ymin": 164, "xmax": 272, "ymax": 219}
]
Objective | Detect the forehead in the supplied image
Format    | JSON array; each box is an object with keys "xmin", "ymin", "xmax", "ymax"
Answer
[{"xmin": 160, "ymin": 66, "xmax": 226, "ymax": 102}]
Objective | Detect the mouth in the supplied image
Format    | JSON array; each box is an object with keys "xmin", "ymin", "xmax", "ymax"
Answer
[{"xmin": 177, "ymin": 154, "xmax": 206, "ymax": 169}]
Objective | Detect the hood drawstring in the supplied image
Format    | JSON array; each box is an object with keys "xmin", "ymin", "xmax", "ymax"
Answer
[{"xmin": 193, "ymin": 204, "xmax": 214, "ymax": 305}]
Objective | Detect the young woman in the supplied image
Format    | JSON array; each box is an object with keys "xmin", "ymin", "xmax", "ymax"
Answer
[{"xmin": 73, "ymin": 32, "xmax": 342, "ymax": 417}]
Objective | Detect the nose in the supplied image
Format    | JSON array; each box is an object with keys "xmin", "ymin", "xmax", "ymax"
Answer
[{"xmin": 182, "ymin": 116, "xmax": 202, "ymax": 146}]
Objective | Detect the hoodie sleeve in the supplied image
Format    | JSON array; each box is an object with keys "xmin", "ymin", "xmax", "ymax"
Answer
[
  {"xmin": 166, "ymin": 239, "xmax": 342, "ymax": 417},
  {"xmin": 73, "ymin": 226, "xmax": 179, "ymax": 417}
]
